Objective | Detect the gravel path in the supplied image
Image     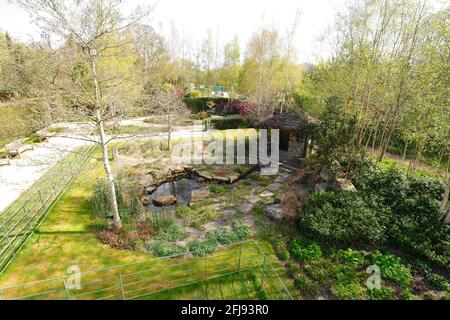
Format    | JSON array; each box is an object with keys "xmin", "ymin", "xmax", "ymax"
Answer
[{"xmin": 0, "ymin": 122, "xmax": 206, "ymax": 213}]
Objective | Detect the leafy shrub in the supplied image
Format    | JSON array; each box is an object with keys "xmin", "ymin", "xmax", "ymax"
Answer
[
  {"xmin": 146, "ymin": 240, "xmax": 187, "ymax": 257},
  {"xmin": 155, "ymin": 224, "xmax": 186, "ymax": 242},
  {"xmin": 176, "ymin": 205, "xmax": 193, "ymax": 218},
  {"xmin": 211, "ymin": 118, "xmax": 251, "ymax": 130},
  {"xmin": 206, "ymin": 227, "xmax": 238, "ymax": 245},
  {"xmin": 368, "ymin": 287, "xmax": 396, "ymax": 300},
  {"xmin": 426, "ymin": 274, "xmax": 450, "ymax": 292},
  {"xmin": 371, "ymin": 251, "xmax": 413, "ymax": 287},
  {"xmin": 300, "ymin": 192, "xmax": 387, "ymax": 244},
  {"xmin": 286, "ymin": 261, "xmax": 302, "ymax": 278},
  {"xmin": 273, "ymin": 238, "xmax": 290, "ymax": 261},
  {"xmin": 304, "ymin": 259, "xmax": 338, "ymax": 284},
  {"xmin": 333, "ymin": 249, "xmax": 367, "ymax": 268},
  {"xmin": 184, "ymin": 97, "xmax": 228, "ymax": 113},
  {"xmin": 187, "ymin": 239, "xmax": 217, "ymax": 257},
  {"xmin": 355, "ymin": 167, "xmax": 449, "ymax": 268},
  {"xmin": 290, "ymin": 237, "xmax": 322, "ymax": 263},
  {"xmin": 331, "ymin": 282, "xmax": 368, "ymax": 300},
  {"xmin": 231, "ymin": 220, "xmax": 251, "ymax": 241},
  {"xmin": 294, "ymin": 274, "xmax": 319, "ymax": 298}
]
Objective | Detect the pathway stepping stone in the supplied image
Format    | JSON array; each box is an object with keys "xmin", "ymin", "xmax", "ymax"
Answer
[
  {"xmin": 246, "ymin": 195, "xmax": 260, "ymax": 204},
  {"xmin": 222, "ymin": 209, "xmax": 238, "ymax": 220},
  {"xmin": 238, "ymin": 203, "xmax": 253, "ymax": 214},
  {"xmin": 260, "ymin": 190, "xmax": 274, "ymax": 198},
  {"xmin": 267, "ymin": 183, "xmax": 283, "ymax": 192}
]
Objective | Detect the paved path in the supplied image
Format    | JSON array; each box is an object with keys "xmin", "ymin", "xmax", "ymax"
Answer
[{"xmin": 0, "ymin": 123, "xmax": 207, "ymax": 213}]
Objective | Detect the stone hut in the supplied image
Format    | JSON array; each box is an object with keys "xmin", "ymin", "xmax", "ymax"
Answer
[{"xmin": 257, "ymin": 111, "xmax": 319, "ymax": 158}]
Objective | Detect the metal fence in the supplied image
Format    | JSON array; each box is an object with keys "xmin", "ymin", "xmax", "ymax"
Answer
[
  {"xmin": 0, "ymin": 241, "xmax": 293, "ymax": 300},
  {"xmin": 0, "ymin": 145, "xmax": 97, "ymax": 274}
]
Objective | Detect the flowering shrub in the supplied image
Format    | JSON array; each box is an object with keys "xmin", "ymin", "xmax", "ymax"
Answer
[{"xmin": 214, "ymin": 101, "xmax": 256, "ymax": 117}]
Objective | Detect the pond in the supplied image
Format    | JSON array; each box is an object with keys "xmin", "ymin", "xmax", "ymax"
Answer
[{"xmin": 147, "ymin": 178, "xmax": 202, "ymax": 213}]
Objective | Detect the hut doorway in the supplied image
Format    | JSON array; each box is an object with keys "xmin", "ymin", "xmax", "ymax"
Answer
[{"xmin": 280, "ymin": 130, "xmax": 290, "ymax": 152}]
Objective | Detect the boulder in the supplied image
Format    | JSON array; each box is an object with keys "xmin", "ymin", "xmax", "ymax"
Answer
[
  {"xmin": 196, "ymin": 171, "xmax": 212, "ymax": 181},
  {"xmin": 319, "ymin": 166, "xmax": 332, "ymax": 182},
  {"xmin": 211, "ymin": 174, "xmax": 229, "ymax": 184},
  {"xmin": 152, "ymin": 195, "xmax": 177, "ymax": 207},
  {"xmin": 314, "ymin": 183, "xmax": 327, "ymax": 193},
  {"xmin": 190, "ymin": 188, "xmax": 211, "ymax": 204},
  {"xmin": 333, "ymin": 178, "xmax": 357, "ymax": 193},
  {"xmin": 141, "ymin": 196, "xmax": 151, "ymax": 206},
  {"xmin": 264, "ymin": 204, "xmax": 283, "ymax": 221},
  {"xmin": 229, "ymin": 175, "xmax": 240, "ymax": 184},
  {"xmin": 260, "ymin": 190, "xmax": 274, "ymax": 198},
  {"xmin": 145, "ymin": 186, "xmax": 157, "ymax": 194}
]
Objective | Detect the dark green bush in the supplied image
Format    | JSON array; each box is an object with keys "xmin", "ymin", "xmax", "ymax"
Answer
[
  {"xmin": 300, "ymin": 192, "xmax": 388, "ymax": 244},
  {"xmin": 211, "ymin": 118, "xmax": 251, "ymax": 130},
  {"xmin": 355, "ymin": 167, "xmax": 449, "ymax": 268},
  {"xmin": 184, "ymin": 97, "xmax": 228, "ymax": 113}
]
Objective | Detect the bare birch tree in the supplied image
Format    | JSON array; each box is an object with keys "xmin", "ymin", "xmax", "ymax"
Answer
[{"xmin": 17, "ymin": 0, "xmax": 154, "ymax": 229}]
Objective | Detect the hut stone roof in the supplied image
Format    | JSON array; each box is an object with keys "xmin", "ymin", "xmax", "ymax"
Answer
[{"xmin": 257, "ymin": 111, "xmax": 320, "ymax": 131}]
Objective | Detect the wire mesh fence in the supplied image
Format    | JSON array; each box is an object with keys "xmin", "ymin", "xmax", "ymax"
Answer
[
  {"xmin": 0, "ymin": 145, "xmax": 97, "ymax": 274},
  {"xmin": 0, "ymin": 241, "xmax": 293, "ymax": 300}
]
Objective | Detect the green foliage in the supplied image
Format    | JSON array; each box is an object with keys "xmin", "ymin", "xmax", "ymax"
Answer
[
  {"xmin": 371, "ymin": 251, "xmax": 413, "ymax": 287},
  {"xmin": 184, "ymin": 97, "xmax": 228, "ymax": 113},
  {"xmin": 331, "ymin": 282, "xmax": 368, "ymax": 300},
  {"xmin": 355, "ymin": 167, "xmax": 449, "ymax": 268},
  {"xmin": 273, "ymin": 238, "xmax": 290, "ymax": 261},
  {"xmin": 231, "ymin": 220, "xmax": 251, "ymax": 241},
  {"xmin": 368, "ymin": 287, "xmax": 396, "ymax": 300},
  {"xmin": 90, "ymin": 179, "xmax": 142, "ymax": 220},
  {"xmin": 155, "ymin": 224, "xmax": 187, "ymax": 242},
  {"xmin": 146, "ymin": 240, "xmax": 187, "ymax": 257},
  {"xmin": 289, "ymin": 237, "xmax": 322, "ymax": 263},
  {"xmin": 210, "ymin": 184, "xmax": 230, "ymax": 194},
  {"xmin": 333, "ymin": 249, "xmax": 367, "ymax": 268},
  {"xmin": 211, "ymin": 118, "xmax": 251, "ymax": 130},
  {"xmin": 187, "ymin": 239, "xmax": 218, "ymax": 257},
  {"xmin": 294, "ymin": 274, "xmax": 319, "ymax": 298},
  {"xmin": 175, "ymin": 205, "xmax": 193, "ymax": 218},
  {"xmin": 300, "ymin": 192, "xmax": 387, "ymax": 244},
  {"xmin": 206, "ymin": 227, "xmax": 238, "ymax": 245}
]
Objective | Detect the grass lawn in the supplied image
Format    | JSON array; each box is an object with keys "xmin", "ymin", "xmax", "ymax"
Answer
[{"xmin": 0, "ymin": 151, "xmax": 295, "ymax": 300}]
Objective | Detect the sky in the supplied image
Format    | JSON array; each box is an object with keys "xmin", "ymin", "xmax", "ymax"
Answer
[{"xmin": 0, "ymin": 0, "xmax": 345, "ymax": 63}]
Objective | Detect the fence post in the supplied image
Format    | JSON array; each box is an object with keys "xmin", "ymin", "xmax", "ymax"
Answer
[
  {"xmin": 119, "ymin": 272, "xmax": 126, "ymax": 300},
  {"xmin": 38, "ymin": 190, "xmax": 45, "ymax": 207},
  {"xmin": 63, "ymin": 277, "xmax": 71, "ymax": 300},
  {"xmin": 238, "ymin": 242, "xmax": 243, "ymax": 273},
  {"xmin": 2, "ymin": 225, "xmax": 14, "ymax": 256}
]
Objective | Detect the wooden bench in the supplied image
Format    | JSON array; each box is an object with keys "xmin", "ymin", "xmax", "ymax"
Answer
[
  {"xmin": 36, "ymin": 129, "xmax": 56, "ymax": 142},
  {"xmin": 5, "ymin": 139, "xmax": 34, "ymax": 158}
]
